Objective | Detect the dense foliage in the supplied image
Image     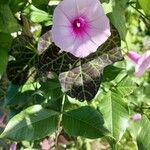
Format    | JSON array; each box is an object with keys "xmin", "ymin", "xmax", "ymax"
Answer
[{"xmin": 0, "ymin": 0, "xmax": 150, "ymax": 149}]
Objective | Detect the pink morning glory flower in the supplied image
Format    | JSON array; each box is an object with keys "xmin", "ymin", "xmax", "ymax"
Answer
[
  {"xmin": 51, "ymin": 0, "xmax": 111, "ymax": 58},
  {"xmin": 127, "ymin": 50, "xmax": 150, "ymax": 77}
]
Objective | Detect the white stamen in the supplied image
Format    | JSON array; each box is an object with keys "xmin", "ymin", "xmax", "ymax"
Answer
[{"xmin": 77, "ymin": 22, "xmax": 81, "ymax": 28}]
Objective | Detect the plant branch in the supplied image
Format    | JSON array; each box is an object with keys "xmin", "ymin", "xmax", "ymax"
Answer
[{"xmin": 55, "ymin": 94, "xmax": 66, "ymax": 150}]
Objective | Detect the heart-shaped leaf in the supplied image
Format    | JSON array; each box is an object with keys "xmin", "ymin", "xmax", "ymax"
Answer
[{"xmin": 38, "ymin": 25, "xmax": 123, "ymax": 101}]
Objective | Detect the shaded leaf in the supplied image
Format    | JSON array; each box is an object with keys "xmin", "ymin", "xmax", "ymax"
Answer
[
  {"xmin": 7, "ymin": 35, "xmax": 36, "ymax": 85},
  {"xmin": 62, "ymin": 106, "xmax": 108, "ymax": 139},
  {"xmin": 9, "ymin": 0, "xmax": 28, "ymax": 13},
  {"xmin": 32, "ymin": 0, "xmax": 50, "ymax": 10},
  {"xmin": 0, "ymin": 33, "xmax": 13, "ymax": 48},
  {"xmin": 40, "ymin": 78, "xmax": 64, "ymax": 112},
  {"xmin": 99, "ymin": 92, "xmax": 129, "ymax": 142},
  {"xmin": 0, "ymin": 50, "xmax": 9, "ymax": 76},
  {"xmin": 5, "ymin": 89, "xmax": 35, "ymax": 107},
  {"xmin": 4, "ymin": 83, "xmax": 20, "ymax": 106},
  {"xmin": 0, "ymin": 3, "xmax": 19, "ymax": 33},
  {"xmin": 0, "ymin": 105, "xmax": 59, "ymax": 141},
  {"xmin": 0, "ymin": 33, "xmax": 13, "ymax": 75},
  {"xmin": 102, "ymin": 65, "xmax": 123, "ymax": 82}
]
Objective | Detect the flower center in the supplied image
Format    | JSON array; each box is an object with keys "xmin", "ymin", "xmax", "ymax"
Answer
[{"xmin": 73, "ymin": 17, "xmax": 86, "ymax": 33}]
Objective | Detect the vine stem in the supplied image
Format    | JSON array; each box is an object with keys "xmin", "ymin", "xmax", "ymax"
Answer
[
  {"xmin": 55, "ymin": 94, "xmax": 66, "ymax": 150},
  {"xmin": 128, "ymin": 2, "xmax": 150, "ymax": 22}
]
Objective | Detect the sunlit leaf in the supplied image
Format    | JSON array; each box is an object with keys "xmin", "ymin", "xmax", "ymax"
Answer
[
  {"xmin": 0, "ymin": 105, "xmax": 59, "ymax": 141},
  {"xmin": 24, "ymin": 5, "xmax": 52, "ymax": 23},
  {"xmin": 98, "ymin": 92, "xmax": 129, "ymax": 142},
  {"xmin": 114, "ymin": 76, "xmax": 135, "ymax": 97},
  {"xmin": 138, "ymin": 0, "xmax": 150, "ymax": 15}
]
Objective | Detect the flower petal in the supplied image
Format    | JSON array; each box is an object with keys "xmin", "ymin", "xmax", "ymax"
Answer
[
  {"xmin": 80, "ymin": 0, "xmax": 106, "ymax": 22},
  {"xmin": 57, "ymin": 0, "xmax": 77, "ymax": 19},
  {"xmin": 52, "ymin": 0, "xmax": 110, "ymax": 58},
  {"xmin": 127, "ymin": 51, "xmax": 141, "ymax": 63},
  {"xmin": 75, "ymin": 0, "xmax": 101, "ymax": 17},
  {"xmin": 52, "ymin": 26, "xmax": 76, "ymax": 50},
  {"xmin": 52, "ymin": 6, "xmax": 71, "ymax": 26},
  {"xmin": 87, "ymin": 17, "xmax": 111, "ymax": 47},
  {"xmin": 135, "ymin": 50, "xmax": 150, "ymax": 77},
  {"xmin": 65, "ymin": 33, "xmax": 98, "ymax": 58}
]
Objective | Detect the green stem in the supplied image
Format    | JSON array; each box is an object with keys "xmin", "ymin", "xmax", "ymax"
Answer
[
  {"xmin": 129, "ymin": 2, "xmax": 150, "ymax": 22},
  {"xmin": 55, "ymin": 94, "xmax": 66, "ymax": 150}
]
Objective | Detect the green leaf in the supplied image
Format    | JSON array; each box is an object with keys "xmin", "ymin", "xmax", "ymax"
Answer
[
  {"xmin": 62, "ymin": 106, "xmax": 108, "ymax": 139},
  {"xmin": 32, "ymin": 0, "xmax": 50, "ymax": 9},
  {"xmin": 129, "ymin": 115, "xmax": 150, "ymax": 150},
  {"xmin": 58, "ymin": 25, "xmax": 122, "ymax": 101},
  {"xmin": 0, "ymin": 32, "xmax": 13, "ymax": 48},
  {"xmin": 99, "ymin": 92, "xmax": 129, "ymax": 142},
  {"xmin": 102, "ymin": 65, "xmax": 123, "ymax": 82},
  {"xmin": 108, "ymin": 0, "xmax": 128, "ymax": 40},
  {"xmin": 38, "ymin": 25, "xmax": 122, "ymax": 101},
  {"xmin": 6, "ymin": 35, "xmax": 36, "ymax": 85},
  {"xmin": 114, "ymin": 76, "xmax": 135, "ymax": 97},
  {"xmin": 0, "ymin": 50, "xmax": 9, "ymax": 75},
  {"xmin": 9, "ymin": 0, "xmax": 28, "ymax": 13},
  {"xmin": 4, "ymin": 83, "xmax": 20, "ymax": 106},
  {"xmin": 0, "ymin": 105, "xmax": 59, "ymax": 141},
  {"xmin": 0, "ymin": 33, "xmax": 13, "ymax": 75},
  {"xmin": 138, "ymin": 0, "xmax": 150, "ymax": 15},
  {"xmin": 0, "ymin": 3, "xmax": 19, "ymax": 33},
  {"xmin": 40, "ymin": 78, "xmax": 64, "ymax": 112},
  {"xmin": 24, "ymin": 5, "xmax": 51, "ymax": 23}
]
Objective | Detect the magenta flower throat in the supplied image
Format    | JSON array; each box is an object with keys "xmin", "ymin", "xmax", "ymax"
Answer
[
  {"xmin": 52, "ymin": 0, "xmax": 111, "ymax": 58},
  {"xmin": 72, "ymin": 17, "xmax": 86, "ymax": 35}
]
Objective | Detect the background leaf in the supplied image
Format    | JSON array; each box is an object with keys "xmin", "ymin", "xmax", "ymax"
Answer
[
  {"xmin": 9, "ymin": 0, "xmax": 28, "ymax": 14},
  {"xmin": 98, "ymin": 92, "xmax": 129, "ymax": 142},
  {"xmin": 0, "ymin": 2, "xmax": 19, "ymax": 33},
  {"xmin": 0, "ymin": 33, "xmax": 13, "ymax": 75},
  {"xmin": 114, "ymin": 76, "xmax": 135, "ymax": 97},
  {"xmin": 24, "ymin": 5, "xmax": 52, "ymax": 23},
  {"xmin": 108, "ymin": 0, "xmax": 128, "ymax": 40},
  {"xmin": 129, "ymin": 115, "xmax": 150, "ymax": 150},
  {"xmin": 138, "ymin": 0, "xmax": 150, "ymax": 16}
]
